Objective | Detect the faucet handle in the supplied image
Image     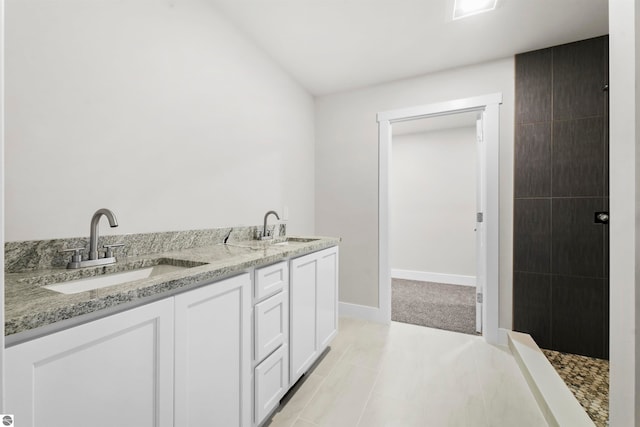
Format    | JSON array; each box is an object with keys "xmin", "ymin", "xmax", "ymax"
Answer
[
  {"xmin": 61, "ymin": 247, "xmax": 84, "ymax": 263},
  {"xmin": 104, "ymin": 243, "xmax": 125, "ymax": 258}
]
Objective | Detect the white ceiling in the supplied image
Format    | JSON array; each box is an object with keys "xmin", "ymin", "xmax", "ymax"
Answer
[{"xmin": 208, "ymin": 0, "xmax": 609, "ymax": 96}]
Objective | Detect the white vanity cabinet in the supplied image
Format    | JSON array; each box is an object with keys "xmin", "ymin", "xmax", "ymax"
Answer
[
  {"xmin": 4, "ymin": 243, "xmax": 339, "ymax": 427},
  {"xmin": 253, "ymin": 261, "xmax": 289, "ymax": 426},
  {"xmin": 289, "ymin": 246, "xmax": 339, "ymax": 386},
  {"xmin": 5, "ymin": 298, "xmax": 175, "ymax": 427},
  {"xmin": 174, "ymin": 273, "xmax": 252, "ymax": 427},
  {"xmin": 5, "ymin": 273, "xmax": 252, "ymax": 427}
]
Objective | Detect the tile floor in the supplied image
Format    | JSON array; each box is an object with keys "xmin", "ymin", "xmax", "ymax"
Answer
[{"xmin": 265, "ymin": 317, "xmax": 548, "ymax": 427}]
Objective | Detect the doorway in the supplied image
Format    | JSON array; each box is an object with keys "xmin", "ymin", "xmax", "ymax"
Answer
[
  {"xmin": 377, "ymin": 94, "xmax": 502, "ymax": 343},
  {"xmin": 390, "ymin": 112, "xmax": 479, "ymax": 335}
]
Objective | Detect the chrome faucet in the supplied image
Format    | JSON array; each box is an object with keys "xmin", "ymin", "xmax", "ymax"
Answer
[
  {"xmin": 262, "ymin": 210, "xmax": 280, "ymax": 240},
  {"xmin": 89, "ymin": 208, "xmax": 119, "ymax": 260},
  {"xmin": 63, "ymin": 208, "xmax": 124, "ymax": 269},
  {"xmin": 89, "ymin": 208, "xmax": 118, "ymax": 260}
]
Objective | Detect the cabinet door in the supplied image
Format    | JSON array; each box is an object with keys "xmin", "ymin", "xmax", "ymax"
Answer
[
  {"xmin": 174, "ymin": 273, "xmax": 252, "ymax": 427},
  {"xmin": 289, "ymin": 247, "xmax": 340, "ymax": 386},
  {"xmin": 254, "ymin": 344, "xmax": 288, "ymax": 425},
  {"xmin": 5, "ymin": 298, "xmax": 174, "ymax": 427},
  {"xmin": 289, "ymin": 253, "xmax": 319, "ymax": 384},
  {"xmin": 316, "ymin": 246, "xmax": 339, "ymax": 350}
]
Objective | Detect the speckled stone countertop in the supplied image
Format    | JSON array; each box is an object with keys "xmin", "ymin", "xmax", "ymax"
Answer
[{"xmin": 5, "ymin": 236, "xmax": 339, "ymax": 340}]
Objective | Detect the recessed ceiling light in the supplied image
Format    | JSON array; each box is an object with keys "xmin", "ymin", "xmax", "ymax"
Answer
[{"xmin": 453, "ymin": 0, "xmax": 498, "ymax": 20}]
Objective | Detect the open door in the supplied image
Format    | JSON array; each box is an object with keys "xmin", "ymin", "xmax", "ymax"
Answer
[
  {"xmin": 475, "ymin": 115, "xmax": 486, "ymax": 334},
  {"xmin": 378, "ymin": 93, "xmax": 502, "ymax": 342}
]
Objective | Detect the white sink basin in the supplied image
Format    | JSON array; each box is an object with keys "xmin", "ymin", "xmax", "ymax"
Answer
[
  {"xmin": 273, "ymin": 237, "xmax": 320, "ymax": 246},
  {"xmin": 44, "ymin": 264, "xmax": 188, "ymax": 295},
  {"xmin": 228, "ymin": 237, "xmax": 321, "ymax": 249}
]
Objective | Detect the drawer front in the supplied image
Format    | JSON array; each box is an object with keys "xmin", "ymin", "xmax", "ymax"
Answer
[
  {"xmin": 255, "ymin": 291, "xmax": 287, "ymax": 362},
  {"xmin": 255, "ymin": 261, "xmax": 288, "ymax": 301},
  {"xmin": 255, "ymin": 344, "xmax": 288, "ymax": 425}
]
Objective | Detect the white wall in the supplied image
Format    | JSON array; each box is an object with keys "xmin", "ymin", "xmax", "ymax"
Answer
[
  {"xmin": 1, "ymin": 0, "xmax": 5, "ymax": 411},
  {"xmin": 4, "ymin": 0, "xmax": 315, "ymax": 242},
  {"xmin": 315, "ymin": 58, "xmax": 514, "ymax": 327},
  {"xmin": 390, "ymin": 126, "xmax": 476, "ymax": 279},
  {"xmin": 609, "ymin": 1, "xmax": 640, "ymax": 425}
]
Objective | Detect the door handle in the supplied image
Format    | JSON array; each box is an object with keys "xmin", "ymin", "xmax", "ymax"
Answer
[{"xmin": 594, "ymin": 212, "xmax": 609, "ymax": 224}]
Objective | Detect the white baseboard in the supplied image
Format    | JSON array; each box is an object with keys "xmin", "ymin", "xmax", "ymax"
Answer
[
  {"xmin": 391, "ymin": 269, "xmax": 476, "ymax": 287},
  {"xmin": 338, "ymin": 301, "xmax": 387, "ymax": 323},
  {"xmin": 498, "ymin": 327, "xmax": 510, "ymax": 347}
]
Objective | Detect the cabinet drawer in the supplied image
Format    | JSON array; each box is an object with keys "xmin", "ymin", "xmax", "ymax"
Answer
[
  {"xmin": 255, "ymin": 291, "xmax": 287, "ymax": 362},
  {"xmin": 255, "ymin": 344, "xmax": 288, "ymax": 425},
  {"xmin": 255, "ymin": 261, "xmax": 288, "ymax": 301}
]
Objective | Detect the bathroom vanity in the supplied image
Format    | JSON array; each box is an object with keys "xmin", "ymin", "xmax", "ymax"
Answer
[{"xmin": 4, "ymin": 229, "xmax": 339, "ymax": 427}]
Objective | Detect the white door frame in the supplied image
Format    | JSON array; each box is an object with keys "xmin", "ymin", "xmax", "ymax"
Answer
[
  {"xmin": 1, "ymin": 0, "xmax": 6, "ymax": 410},
  {"xmin": 377, "ymin": 93, "xmax": 502, "ymax": 344},
  {"xmin": 475, "ymin": 116, "xmax": 485, "ymax": 334}
]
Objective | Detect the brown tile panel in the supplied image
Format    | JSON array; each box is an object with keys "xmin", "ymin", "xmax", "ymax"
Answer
[
  {"xmin": 553, "ymin": 36, "xmax": 606, "ymax": 121},
  {"xmin": 514, "ymin": 198, "xmax": 551, "ymax": 273},
  {"xmin": 515, "ymin": 122, "xmax": 552, "ymax": 198},
  {"xmin": 552, "ymin": 117, "xmax": 605, "ymax": 197},
  {"xmin": 513, "ymin": 272, "xmax": 551, "ymax": 349},
  {"xmin": 551, "ymin": 198, "xmax": 606, "ymax": 278},
  {"xmin": 603, "ymin": 36, "xmax": 610, "ymax": 198},
  {"xmin": 515, "ymin": 48, "xmax": 552, "ymax": 124},
  {"xmin": 603, "ymin": 279, "xmax": 609, "ymax": 359},
  {"xmin": 551, "ymin": 275, "xmax": 606, "ymax": 358}
]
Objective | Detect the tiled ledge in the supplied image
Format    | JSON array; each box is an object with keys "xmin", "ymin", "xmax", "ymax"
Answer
[{"xmin": 508, "ymin": 331, "xmax": 595, "ymax": 427}]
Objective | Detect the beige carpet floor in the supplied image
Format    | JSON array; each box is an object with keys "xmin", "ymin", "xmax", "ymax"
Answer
[{"xmin": 391, "ymin": 278, "xmax": 477, "ymax": 335}]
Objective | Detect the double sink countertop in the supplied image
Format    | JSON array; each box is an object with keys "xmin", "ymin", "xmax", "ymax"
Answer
[{"xmin": 5, "ymin": 236, "xmax": 340, "ymax": 341}]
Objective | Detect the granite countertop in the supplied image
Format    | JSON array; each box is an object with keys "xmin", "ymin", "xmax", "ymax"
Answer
[{"xmin": 5, "ymin": 236, "xmax": 339, "ymax": 340}]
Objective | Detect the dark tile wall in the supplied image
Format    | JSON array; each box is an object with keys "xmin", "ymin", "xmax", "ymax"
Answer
[{"xmin": 513, "ymin": 36, "xmax": 609, "ymax": 359}]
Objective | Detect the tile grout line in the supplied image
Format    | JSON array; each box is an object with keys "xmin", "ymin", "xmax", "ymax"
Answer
[
  {"xmin": 353, "ymin": 358, "xmax": 385, "ymax": 427},
  {"xmin": 293, "ymin": 376, "xmax": 327, "ymax": 426},
  {"xmin": 469, "ymin": 338, "xmax": 493, "ymax": 427},
  {"xmin": 293, "ymin": 342, "xmax": 353, "ymax": 427}
]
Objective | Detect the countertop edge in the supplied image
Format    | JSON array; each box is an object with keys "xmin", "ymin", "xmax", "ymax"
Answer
[{"xmin": 5, "ymin": 237, "xmax": 340, "ymax": 342}]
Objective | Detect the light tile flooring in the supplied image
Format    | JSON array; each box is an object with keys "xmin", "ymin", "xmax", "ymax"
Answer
[{"xmin": 265, "ymin": 317, "xmax": 547, "ymax": 427}]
